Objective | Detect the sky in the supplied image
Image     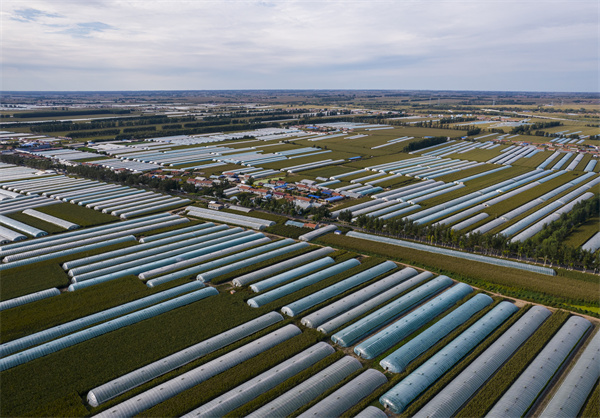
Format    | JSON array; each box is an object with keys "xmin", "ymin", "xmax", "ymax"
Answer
[{"xmin": 1, "ymin": 0, "xmax": 598, "ymax": 92}]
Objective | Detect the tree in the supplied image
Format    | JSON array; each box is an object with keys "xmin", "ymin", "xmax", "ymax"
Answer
[{"xmin": 338, "ymin": 209, "xmax": 353, "ymax": 223}]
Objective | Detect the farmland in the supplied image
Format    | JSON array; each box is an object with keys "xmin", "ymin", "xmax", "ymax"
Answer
[{"xmin": 0, "ymin": 90, "xmax": 598, "ymax": 418}]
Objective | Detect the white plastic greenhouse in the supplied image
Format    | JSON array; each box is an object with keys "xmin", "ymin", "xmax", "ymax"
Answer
[
  {"xmin": 232, "ymin": 247, "xmax": 335, "ymax": 287},
  {"xmin": 181, "ymin": 342, "xmax": 336, "ymax": 418},
  {"xmin": 246, "ymin": 356, "xmax": 363, "ymax": 418},
  {"xmin": 379, "ymin": 294, "xmax": 494, "ymax": 373},
  {"xmin": 317, "ymin": 271, "xmax": 433, "ymax": 335},
  {"xmin": 379, "ymin": 302, "xmax": 519, "ymax": 414},
  {"xmin": 247, "ymin": 259, "xmax": 361, "ymax": 308},
  {"xmin": 301, "ymin": 267, "xmax": 419, "ymax": 329},
  {"xmin": 331, "ymin": 275, "xmax": 453, "ymax": 347},
  {"xmin": 0, "ymin": 286, "xmax": 218, "ymax": 371},
  {"xmin": 414, "ymin": 305, "xmax": 551, "ymax": 418},
  {"xmin": 280, "ymin": 261, "xmax": 397, "ymax": 317},
  {"xmin": 540, "ymin": 330, "xmax": 600, "ymax": 418},
  {"xmin": 297, "ymin": 369, "xmax": 387, "ymax": 418},
  {"xmin": 353, "ymin": 283, "xmax": 474, "ymax": 359},
  {"xmin": 486, "ymin": 316, "xmax": 591, "ymax": 418}
]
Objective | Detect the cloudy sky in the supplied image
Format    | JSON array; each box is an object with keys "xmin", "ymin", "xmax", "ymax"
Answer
[{"xmin": 2, "ymin": 0, "xmax": 598, "ymax": 92}]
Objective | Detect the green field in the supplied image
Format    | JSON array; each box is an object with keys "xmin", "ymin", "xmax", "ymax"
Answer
[{"xmin": 34, "ymin": 203, "xmax": 117, "ymax": 227}]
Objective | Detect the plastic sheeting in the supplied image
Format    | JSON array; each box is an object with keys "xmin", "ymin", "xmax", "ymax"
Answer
[
  {"xmin": 487, "ymin": 316, "xmax": 592, "ymax": 418},
  {"xmin": 297, "ymin": 369, "xmax": 387, "ymax": 418},
  {"xmin": 354, "ymin": 283, "xmax": 475, "ymax": 360},
  {"xmin": 87, "ymin": 312, "xmax": 284, "ymax": 407},
  {"xmin": 232, "ymin": 247, "xmax": 335, "ymax": 287},
  {"xmin": 22, "ymin": 209, "xmax": 79, "ymax": 230},
  {"xmin": 197, "ymin": 241, "xmax": 309, "ymax": 283},
  {"xmin": 379, "ymin": 302, "xmax": 519, "ymax": 413},
  {"xmin": 246, "ymin": 355, "xmax": 362, "ymax": 418},
  {"xmin": 0, "ymin": 281, "xmax": 207, "ymax": 357},
  {"xmin": 414, "ymin": 305, "xmax": 551, "ymax": 418},
  {"xmin": 380, "ymin": 294, "xmax": 494, "ymax": 373},
  {"xmin": 331, "ymin": 275, "xmax": 453, "ymax": 347},
  {"xmin": 346, "ymin": 231, "xmax": 556, "ymax": 276},
  {"xmin": 0, "ymin": 287, "xmax": 61, "ymax": 311},
  {"xmin": 281, "ymin": 261, "xmax": 397, "ymax": 317},
  {"xmin": 316, "ymin": 271, "xmax": 432, "ymax": 335},
  {"xmin": 541, "ymin": 330, "xmax": 600, "ymax": 418},
  {"xmin": 0, "ymin": 214, "xmax": 47, "ymax": 237},
  {"xmin": 247, "ymin": 259, "xmax": 361, "ymax": 308},
  {"xmin": 301, "ymin": 267, "xmax": 418, "ymax": 329},
  {"xmin": 94, "ymin": 324, "xmax": 301, "ymax": 418},
  {"xmin": 0, "ymin": 286, "xmax": 218, "ymax": 371},
  {"xmin": 182, "ymin": 342, "xmax": 336, "ymax": 418}
]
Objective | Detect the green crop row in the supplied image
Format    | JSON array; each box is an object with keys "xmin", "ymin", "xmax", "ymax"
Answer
[
  {"xmin": 211, "ymin": 245, "xmax": 315, "ymax": 284},
  {"xmin": 242, "ymin": 256, "xmax": 389, "ymax": 314},
  {"xmin": 456, "ymin": 309, "xmax": 571, "ymax": 417},
  {"xmin": 581, "ymin": 380, "xmax": 600, "ymax": 418},
  {"xmin": 225, "ymin": 350, "xmax": 346, "ymax": 417}
]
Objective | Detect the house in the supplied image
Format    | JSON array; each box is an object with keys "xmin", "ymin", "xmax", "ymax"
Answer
[
  {"xmin": 208, "ymin": 201, "xmax": 224, "ymax": 210},
  {"xmin": 294, "ymin": 196, "xmax": 314, "ymax": 209}
]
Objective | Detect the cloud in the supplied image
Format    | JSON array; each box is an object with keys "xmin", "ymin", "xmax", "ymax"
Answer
[
  {"xmin": 59, "ymin": 21, "xmax": 114, "ymax": 38},
  {"xmin": 11, "ymin": 7, "xmax": 62, "ymax": 22},
  {"xmin": 2, "ymin": 0, "xmax": 598, "ymax": 91}
]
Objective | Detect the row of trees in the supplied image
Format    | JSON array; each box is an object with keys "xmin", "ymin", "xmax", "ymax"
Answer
[
  {"xmin": 510, "ymin": 121, "xmax": 562, "ymax": 135},
  {"xmin": 342, "ymin": 196, "xmax": 600, "ymax": 271}
]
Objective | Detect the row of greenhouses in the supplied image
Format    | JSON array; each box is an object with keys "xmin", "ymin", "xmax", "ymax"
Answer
[
  {"xmin": 0, "ymin": 163, "xmax": 55, "ymax": 182},
  {"xmin": 0, "ymin": 213, "xmax": 188, "ymax": 269},
  {"xmin": 0, "ymin": 192, "xmax": 59, "ymax": 217},
  {"xmin": 0, "ymin": 174, "xmax": 190, "ymax": 218},
  {"xmin": 67, "ymin": 230, "xmax": 286, "ymax": 290},
  {"xmin": 332, "ymin": 160, "xmax": 598, "ymax": 250},
  {"xmin": 2, "ymin": 215, "xmax": 597, "ymax": 418}
]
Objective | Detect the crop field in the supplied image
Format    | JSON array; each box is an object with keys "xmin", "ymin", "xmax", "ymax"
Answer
[
  {"xmin": 481, "ymin": 174, "xmax": 596, "ymax": 234},
  {"xmin": 1, "ymin": 93, "xmax": 599, "ymax": 418},
  {"xmin": 259, "ymin": 151, "xmax": 354, "ymax": 170},
  {"xmin": 434, "ymin": 164, "xmax": 500, "ymax": 183},
  {"xmin": 562, "ymin": 216, "xmax": 600, "ymax": 248},
  {"xmin": 295, "ymin": 165, "xmax": 356, "ymax": 178},
  {"xmin": 0, "ymin": 240, "xmax": 138, "ymax": 301},
  {"xmin": 35, "ymin": 203, "xmax": 117, "ymax": 227},
  {"xmin": 414, "ymin": 166, "xmax": 531, "ymax": 209},
  {"xmin": 345, "ymin": 153, "xmax": 415, "ymax": 169}
]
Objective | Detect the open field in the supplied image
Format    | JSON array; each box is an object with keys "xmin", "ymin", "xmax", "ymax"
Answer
[{"xmin": 35, "ymin": 203, "xmax": 118, "ymax": 227}]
